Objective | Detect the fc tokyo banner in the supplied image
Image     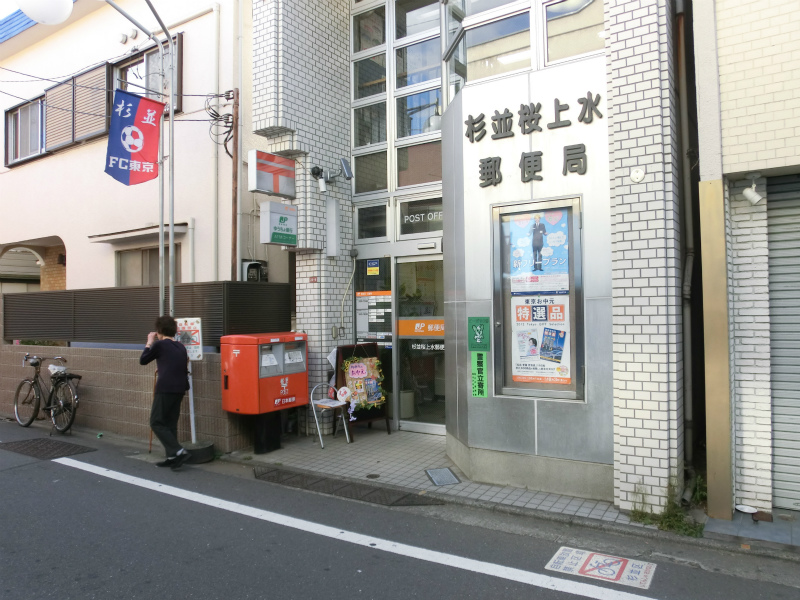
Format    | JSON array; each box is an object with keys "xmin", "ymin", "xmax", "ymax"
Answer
[{"xmin": 105, "ymin": 90, "xmax": 165, "ymax": 186}]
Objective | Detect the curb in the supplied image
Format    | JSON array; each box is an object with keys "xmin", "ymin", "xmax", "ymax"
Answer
[{"xmin": 222, "ymin": 453, "xmax": 800, "ymax": 563}]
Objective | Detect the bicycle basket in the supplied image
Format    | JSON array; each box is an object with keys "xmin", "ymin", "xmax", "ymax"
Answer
[{"xmin": 48, "ymin": 364, "xmax": 67, "ymax": 375}]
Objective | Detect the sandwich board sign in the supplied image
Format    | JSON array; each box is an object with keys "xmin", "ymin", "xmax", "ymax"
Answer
[{"xmin": 260, "ymin": 202, "xmax": 298, "ymax": 246}]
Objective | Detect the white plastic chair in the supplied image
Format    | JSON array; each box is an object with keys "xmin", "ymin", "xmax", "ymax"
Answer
[{"xmin": 308, "ymin": 383, "xmax": 351, "ymax": 449}]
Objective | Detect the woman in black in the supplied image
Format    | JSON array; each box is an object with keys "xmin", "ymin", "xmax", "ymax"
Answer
[
  {"xmin": 140, "ymin": 316, "xmax": 191, "ymax": 470},
  {"xmin": 530, "ymin": 214, "xmax": 547, "ymax": 272}
]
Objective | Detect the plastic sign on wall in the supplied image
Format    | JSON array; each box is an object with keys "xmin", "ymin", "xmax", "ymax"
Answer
[
  {"xmin": 248, "ymin": 150, "xmax": 296, "ymax": 198},
  {"xmin": 175, "ymin": 318, "xmax": 203, "ymax": 361},
  {"xmin": 260, "ymin": 201, "xmax": 298, "ymax": 246}
]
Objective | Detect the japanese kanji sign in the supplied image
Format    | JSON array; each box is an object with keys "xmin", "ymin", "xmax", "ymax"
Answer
[
  {"xmin": 466, "ymin": 91, "xmax": 602, "ymax": 188},
  {"xmin": 104, "ymin": 90, "xmax": 165, "ymax": 186},
  {"xmin": 248, "ymin": 150, "xmax": 296, "ymax": 199},
  {"xmin": 471, "ymin": 352, "xmax": 487, "ymax": 398}
]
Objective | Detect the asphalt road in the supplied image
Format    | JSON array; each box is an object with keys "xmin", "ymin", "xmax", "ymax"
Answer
[{"xmin": 1, "ymin": 421, "xmax": 798, "ymax": 600}]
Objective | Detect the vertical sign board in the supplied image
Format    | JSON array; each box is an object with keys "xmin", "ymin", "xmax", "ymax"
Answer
[
  {"xmin": 176, "ymin": 318, "xmax": 203, "ymax": 361},
  {"xmin": 260, "ymin": 202, "xmax": 298, "ymax": 246},
  {"xmin": 248, "ymin": 150, "xmax": 296, "ymax": 199},
  {"xmin": 175, "ymin": 318, "xmax": 202, "ymax": 444},
  {"xmin": 471, "ymin": 352, "xmax": 487, "ymax": 398},
  {"xmin": 468, "ymin": 317, "xmax": 490, "ymax": 398}
]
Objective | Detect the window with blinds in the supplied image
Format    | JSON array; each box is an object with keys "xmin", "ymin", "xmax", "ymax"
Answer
[
  {"xmin": 4, "ymin": 98, "xmax": 44, "ymax": 166},
  {"xmin": 44, "ymin": 63, "xmax": 111, "ymax": 152}
]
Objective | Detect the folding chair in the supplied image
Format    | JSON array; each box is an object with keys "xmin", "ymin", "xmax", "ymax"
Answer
[{"xmin": 308, "ymin": 383, "xmax": 351, "ymax": 449}]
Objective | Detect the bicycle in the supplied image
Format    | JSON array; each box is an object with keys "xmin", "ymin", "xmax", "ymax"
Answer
[{"xmin": 14, "ymin": 354, "xmax": 82, "ymax": 433}]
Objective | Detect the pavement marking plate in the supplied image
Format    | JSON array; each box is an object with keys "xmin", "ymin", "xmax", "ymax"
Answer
[
  {"xmin": 425, "ymin": 467, "xmax": 460, "ymax": 486},
  {"xmin": 545, "ymin": 547, "xmax": 656, "ymax": 590},
  {"xmin": 0, "ymin": 438, "xmax": 96, "ymax": 460}
]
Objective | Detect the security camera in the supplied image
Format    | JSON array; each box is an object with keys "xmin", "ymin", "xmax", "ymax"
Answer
[
  {"xmin": 318, "ymin": 176, "xmax": 327, "ymax": 193},
  {"xmin": 743, "ymin": 185, "xmax": 762, "ymax": 205},
  {"xmin": 340, "ymin": 158, "xmax": 353, "ymax": 180},
  {"xmin": 310, "ymin": 166, "xmax": 323, "ymax": 179}
]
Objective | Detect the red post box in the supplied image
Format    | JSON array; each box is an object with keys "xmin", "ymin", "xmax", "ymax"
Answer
[{"xmin": 221, "ymin": 332, "xmax": 309, "ymax": 414}]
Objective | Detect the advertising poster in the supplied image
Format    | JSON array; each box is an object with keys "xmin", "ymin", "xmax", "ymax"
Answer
[
  {"xmin": 510, "ymin": 296, "xmax": 571, "ymax": 384},
  {"xmin": 508, "ymin": 209, "xmax": 569, "ymax": 294}
]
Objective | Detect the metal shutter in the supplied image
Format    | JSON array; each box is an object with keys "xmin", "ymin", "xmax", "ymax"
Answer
[
  {"xmin": 768, "ymin": 174, "xmax": 800, "ymax": 510},
  {"xmin": 44, "ymin": 81, "xmax": 74, "ymax": 151},
  {"xmin": 74, "ymin": 65, "xmax": 109, "ymax": 141}
]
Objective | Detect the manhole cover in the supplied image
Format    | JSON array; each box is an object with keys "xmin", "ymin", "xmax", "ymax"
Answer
[
  {"xmin": 425, "ymin": 468, "xmax": 460, "ymax": 486},
  {"xmin": 0, "ymin": 438, "xmax": 96, "ymax": 460}
]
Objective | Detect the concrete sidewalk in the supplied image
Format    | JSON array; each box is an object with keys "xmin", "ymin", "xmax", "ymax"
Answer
[{"xmin": 230, "ymin": 426, "xmax": 800, "ymax": 554}]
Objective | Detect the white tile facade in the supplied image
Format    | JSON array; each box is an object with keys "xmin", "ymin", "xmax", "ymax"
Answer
[
  {"xmin": 252, "ymin": 0, "xmax": 355, "ymax": 395},
  {"xmin": 716, "ymin": 0, "xmax": 800, "ymax": 176},
  {"xmin": 607, "ymin": 0, "xmax": 684, "ymax": 511}
]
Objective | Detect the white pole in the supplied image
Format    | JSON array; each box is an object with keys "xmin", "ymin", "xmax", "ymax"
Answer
[{"xmin": 187, "ymin": 361, "xmax": 196, "ymax": 443}]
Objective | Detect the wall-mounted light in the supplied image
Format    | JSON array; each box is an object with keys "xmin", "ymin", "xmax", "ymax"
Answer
[
  {"xmin": 57, "ymin": 253, "xmax": 66, "ymax": 266},
  {"xmin": 16, "ymin": 0, "xmax": 73, "ymax": 25},
  {"xmin": 742, "ymin": 173, "xmax": 763, "ymax": 206}
]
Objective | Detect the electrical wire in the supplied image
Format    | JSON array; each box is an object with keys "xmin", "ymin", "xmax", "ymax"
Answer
[
  {"xmin": 0, "ymin": 66, "xmax": 225, "ymax": 97},
  {"xmin": 204, "ymin": 91, "xmax": 235, "ymax": 158}
]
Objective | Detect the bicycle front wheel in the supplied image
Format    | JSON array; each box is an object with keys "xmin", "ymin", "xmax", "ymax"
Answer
[
  {"xmin": 50, "ymin": 381, "xmax": 77, "ymax": 433},
  {"xmin": 14, "ymin": 379, "xmax": 40, "ymax": 427}
]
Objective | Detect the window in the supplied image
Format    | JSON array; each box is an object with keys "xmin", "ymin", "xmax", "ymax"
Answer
[
  {"xmin": 399, "ymin": 197, "xmax": 443, "ymax": 236},
  {"xmin": 354, "ymin": 54, "xmax": 387, "ymax": 100},
  {"xmin": 395, "ymin": 0, "xmax": 439, "ymax": 39},
  {"xmin": 354, "ymin": 7, "xmax": 386, "ymax": 52},
  {"xmin": 465, "ymin": 0, "xmax": 519, "ymax": 16},
  {"xmin": 355, "ymin": 151, "xmax": 388, "ymax": 194},
  {"xmin": 398, "ymin": 141, "xmax": 442, "ymax": 187},
  {"xmin": 354, "ymin": 102, "xmax": 387, "ymax": 147},
  {"xmin": 114, "ymin": 33, "xmax": 183, "ymax": 112},
  {"xmin": 44, "ymin": 64, "xmax": 112, "ymax": 152},
  {"xmin": 545, "ymin": 0, "xmax": 604, "ymax": 63},
  {"xmin": 117, "ymin": 246, "xmax": 181, "ymax": 287},
  {"xmin": 396, "ymin": 88, "xmax": 442, "ymax": 138},
  {"xmin": 5, "ymin": 98, "xmax": 43, "ymax": 166},
  {"xmin": 464, "ymin": 12, "xmax": 531, "ymax": 81},
  {"xmin": 396, "ymin": 37, "xmax": 441, "ymax": 87},
  {"xmin": 357, "ymin": 204, "xmax": 389, "ymax": 240}
]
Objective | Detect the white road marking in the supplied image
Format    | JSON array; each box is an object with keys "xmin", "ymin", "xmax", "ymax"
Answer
[{"xmin": 53, "ymin": 457, "xmax": 657, "ymax": 600}]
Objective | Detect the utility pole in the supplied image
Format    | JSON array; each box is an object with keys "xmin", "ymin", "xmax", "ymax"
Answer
[{"xmin": 231, "ymin": 88, "xmax": 239, "ymax": 281}]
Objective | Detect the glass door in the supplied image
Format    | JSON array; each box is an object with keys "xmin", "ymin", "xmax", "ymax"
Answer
[{"xmin": 396, "ymin": 256, "xmax": 445, "ymax": 433}]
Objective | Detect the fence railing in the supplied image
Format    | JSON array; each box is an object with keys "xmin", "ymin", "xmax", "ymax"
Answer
[{"xmin": 2, "ymin": 282, "xmax": 291, "ymax": 347}]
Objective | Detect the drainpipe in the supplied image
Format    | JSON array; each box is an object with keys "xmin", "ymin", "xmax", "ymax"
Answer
[
  {"xmin": 235, "ymin": 0, "xmax": 244, "ymax": 280},
  {"xmin": 213, "ymin": 3, "xmax": 220, "ymax": 280},
  {"xmin": 677, "ymin": 7, "xmax": 695, "ymax": 466},
  {"xmin": 189, "ymin": 217, "xmax": 196, "ymax": 282}
]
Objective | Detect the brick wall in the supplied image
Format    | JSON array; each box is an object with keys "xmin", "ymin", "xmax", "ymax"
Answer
[
  {"xmin": 0, "ymin": 345, "xmax": 252, "ymax": 453},
  {"xmin": 252, "ymin": 0, "xmax": 354, "ymax": 389},
  {"xmin": 726, "ymin": 176, "xmax": 773, "ymax": 510},
  {"xmin": 40, "ymin": 245, "xmax": 66, "ymax": 291},
  {"xmin": 607, "ymin": 0, "xmax": 684, "ymax": 511},
  {"xmin": 716, "ymin": 0, "xmax": 800, "ymax": 175}
]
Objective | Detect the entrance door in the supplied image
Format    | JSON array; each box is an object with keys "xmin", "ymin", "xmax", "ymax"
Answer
[{"xmin": 396, "ymin": 256, "xmax": 445, "ymax": 434}]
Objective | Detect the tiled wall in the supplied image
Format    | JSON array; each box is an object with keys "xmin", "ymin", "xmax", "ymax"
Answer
[
  {"xmin": 726, "ymin": 176, "xmax": 773, "ymax": 511},
  {"xmin": 716, "ymin": 0, "xmax": 800, "ymax": 175},
  {"xmin": 252, "ymin": 0, "xmax": 355, "ymax": 389},
  {"xmin": 0, "ymin": 344, "xmax": 252, "ymax": 453},
  {"xmin": 607, "ymin": 0, "xmax": 685, "ymax": 511}
]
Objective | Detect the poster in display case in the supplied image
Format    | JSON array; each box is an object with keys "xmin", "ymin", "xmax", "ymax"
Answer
[{"xmin": 494, "ymin": 199, "xmax": 583, "ymax": 398}]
